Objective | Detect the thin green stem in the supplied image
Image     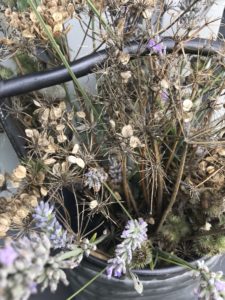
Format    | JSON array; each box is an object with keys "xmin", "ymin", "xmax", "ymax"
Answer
[
  {"xmin": 66, "ymin": 267, "xmax": 107, "ymax": 300},
  {"xmin": 28, "ymin": 0, "xmax": 99, "ymax": 119}
]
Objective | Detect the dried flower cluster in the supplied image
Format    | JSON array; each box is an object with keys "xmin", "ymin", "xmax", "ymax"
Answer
[
  {"xmin": 2, "ymin": 0, "xmax": 225, "ymax": 298},
  {"xmin": 5, "ymin": 1, "xmax": 75, "ymax": 40},
  {"xmin": 106, "ymin": 218, "xmax": 148, "ymax": 278}
]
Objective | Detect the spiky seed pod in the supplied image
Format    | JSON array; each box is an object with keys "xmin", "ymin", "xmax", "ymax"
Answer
[
  {"xmin": 160, "ymin": 214, "xmax": 191, "ymax": 244},
  {"xmin": 131, "ymin": 241, "xmax": 152, "ymax": 269},
  {"xmin": 193, "ymin": 236, "xmax": 225, "ymax": 257}
]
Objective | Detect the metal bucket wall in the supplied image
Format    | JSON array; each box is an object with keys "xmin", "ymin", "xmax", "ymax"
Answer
[{"xmin": 68, "ymin": 255, "xmax": 221, "ymax": 300}]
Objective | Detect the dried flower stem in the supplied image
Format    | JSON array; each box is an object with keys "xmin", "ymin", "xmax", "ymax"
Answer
[
  {"xmin": 27, "ymin": 0, "xmax": 100, "ymax": 120},
  {"xmin": 140, "ymin": 148, "xmax": 149, "ymax": 207},
  {"xmin": 153, "ymin": 139, "xmax": 164, "ymax": 216},
  {"xmin": 156, "ymin": 143, "xmax": 188, "ymax": 233},
  {"xmin": 122, "ymin": 155, "xmax": 138, "ymax": 215},
  {"xmin": 165, "ymin": 127, "xmax": 182, "ymax": 172},
  {"xmin": 155, "ymin": 0, "xmax": 202, "ymax": 37},
  {"xmin": 103, "ymin": 182, "xmax": 132, "ymax": 220}
]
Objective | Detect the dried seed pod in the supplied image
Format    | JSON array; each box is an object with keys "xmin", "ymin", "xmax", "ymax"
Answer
[
  {"xmin": 12, "ymin": 165, "xmax": 27, "ymax": 180},
  {"xmin": 121, "ymin": 125, "xmax": 133, "ymax": 138},
  {"xmin": 206, "ymin": 166, "xmax": 215, "ymax": 174}
]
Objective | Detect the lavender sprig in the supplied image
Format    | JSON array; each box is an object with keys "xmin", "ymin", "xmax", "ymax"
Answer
[
  {"xmin": 33, "ymin": 201, "xmax": 68, "ymax": 249},
  {"xmin": 106, "ymin": 218, "xmax": 148, "ymax": 278},
  {"xmin": 194, "ymin": 261, "xmax": 225, "ymax": 300}
]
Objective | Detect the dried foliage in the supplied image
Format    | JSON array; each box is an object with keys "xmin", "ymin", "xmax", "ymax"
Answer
[{"xmin": 2, "ymin": 0, "xmax": 225, "ymax": 265}]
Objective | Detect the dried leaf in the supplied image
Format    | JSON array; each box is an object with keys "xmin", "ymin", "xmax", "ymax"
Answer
[
  {"xmin": 72, "ymin": 144, "xmax": 80, "ymax": 154},
  {"xmin": 130, "ymin": 136, "xmax": 141, "ymax": 148},
  {"xmin": 129, "ymin": 271, "xmax": 143, "ymax": 295},
  {"xmin": 67, "ymin": 156, "xmax": 85, "ymax": 168},
  {"xmin": 40, "ymin": 186, "xmax": 48, "ymax": 196},
  {"xmin": 121, "ymin": 125, "xmax": 133, "ymax": 138},
  {"xmin": 44, "ymin": 158, "xmax": 56, "ymax": 165},
  {"xmin": 76, "ymin": 111, "xmax": 86, "ymax": 118}
]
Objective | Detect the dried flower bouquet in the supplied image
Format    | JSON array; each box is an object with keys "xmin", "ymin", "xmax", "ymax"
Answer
[{"xmin": 1, "ymin": 0, "xmax": 225, "ymax": 299}]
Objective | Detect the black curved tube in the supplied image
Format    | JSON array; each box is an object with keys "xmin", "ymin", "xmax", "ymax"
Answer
[{"xmin": 0, "ymin": 37, "xmax": 224, "ymax": 99}]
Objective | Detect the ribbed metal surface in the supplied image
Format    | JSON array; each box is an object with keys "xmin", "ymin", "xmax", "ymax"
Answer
[{"xmin": 68, "ymin": 255, "xmax": 221, "ymax": 300}]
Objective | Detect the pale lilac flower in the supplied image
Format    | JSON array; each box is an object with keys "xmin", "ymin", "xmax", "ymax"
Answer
[
  {"xmin": 84, "ymin": 168, "xmax": 108, "ymax": 192},
  {"xmin": 147, "ymin": 37, "xmax": 166, "ymax": 56},
  {"xmin": 0, "ymin": 245, "xmax": 18, "ymax": 266},
  {"xmin": 106, "ymin": 256, "xmax": 126, "ymax": 278},
  {"xmin": 194, "ymin": 261, "xmax": 225, "ymax": 299},
  {"xmin": 33, "ymin": 201, "xmax": 68, "ymax": 249},
  {"xmin": 106, "ymin": 218, "xmax": 148, "ymax": 279}
]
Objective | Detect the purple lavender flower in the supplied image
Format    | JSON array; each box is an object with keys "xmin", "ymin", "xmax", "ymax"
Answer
[
  {"xmin": 0, "ymin": 244, "xmax": 18, "ymax": 266},
  {"xmin": 147, "ymin": 37, "xmax": 166, "ymax": 56},
  {"xmin": 215, "ymin": 280, "xmax": 225, "ymax": 292},
  {"xmin": 33, "ymin": 201, "xmax": 68, "ymax": 249},
  {"xmin": 106, "ymin": 218, "xmax": 148, "ymax": 279},
  {"xmin": 195, "ymin": 261, "xmax": 225, "ymax": 299},
  {"xmin": 106, "ymin": 256, "xmax": 126, "ymax": 278}
]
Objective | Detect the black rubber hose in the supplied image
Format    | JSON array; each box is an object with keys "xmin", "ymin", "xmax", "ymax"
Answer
[{"xmin": 0, "ymin": 37, "xmax": 224, "ymax": 100}]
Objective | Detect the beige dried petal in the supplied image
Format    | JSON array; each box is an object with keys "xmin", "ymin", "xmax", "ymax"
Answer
[
  {"xmin": 59, "ymin": 101, "xmax": 66, "ymax": 111},
  {"xmin": 0, "ymin": 214, "xmax": 11, "ymax": 227},
  {"xmin": 76, "ymin": 111, "xmax": 86, "ymax": 118},
  {"xmin": 199, "ymin": 161, "xmax": 207, "ymax": 172},
  {"xmin": 0, "ymin": 174, "xmax": 5, "ymax": 188},
  {"xmin": 30, "ymin": 195, "xmax": 38, "ymax": 207},
  {"xmin": 130, "ymin": 136, "xmax": 141, "ymax": 148},
  {"xmin": 12, "ymin": 215, "xmax": 23, "ymax": 225},
  {"xmin": 37, "ymin": 5, "xmax": 46, "ymax": 13},
  {"xmin": 206, "ymin": 166, "xmax": 215, "ymax": 174},
  {"xmin": 109, "ymin": 119, "xmax": 116, "ymax": 129},
  {"xmin": 33, "ymin": 100, "xmax": 42, "ymax": 107},
  {"xmin": 52, "ymin": 12, "xmax": 63, "ymax": 22},
  {"xmin": 121, "ymin": 125, "xmax": 133, "ymax": 138},
  {"xmin": 53, "ymin": 23, "xmax": 63, "ymax": 33},
  {"xmin": 22, "ymin": 29, "xmax": 36, "ymax": 39},
  {"xmin": 50, "ymin": 106, "xmax": 63, "ymax": 119},
  {"xmin": 217, "ymin": 148, "xmax": 225, "ymax": 157},
  {"xmin": 40, "ymin": 187, "xmax": 48, "ymax": 196},
  {"xmin": 57, "ymin": 133, "xmax": 67, "ymax": 143},
  {"xmin": 44, "ymin": 158, "xmax": 56, "ymax": 165},
  {"xmin": 13, "ymin": 165, "xmax": 27, "ymax": 179},
  {"xmin": 67, "ymin": 156, "xmax": 85, "ymax": 168},
  {"xmin": 61, "ymin": 161, "xmax": 69, "ymax": 173},
  {"xmin": 25, "ymin": 129, "xmax": 34, "ymax": 138},
  {"xmin": 0, "ymin": 224, "xmax": 9, "ymax": 234},
  {"xmin": 119, "ymin": 52, "xmax": 130, "ymax": 65},
  {"xmin": 17, "ymin": 208, "xmax": 30, "ymax": 219},
  {"xmin": 89, "ymin": 200, "xmax": 98, "ymax": 210},
  {"xmin": 52, "ymin": 163, "xmax": 60, "ymax": 174},
  {"xmin": 183, "ymin": 99, "xmax": 193, "ymax": 112},
  {"xmin": 161, "ymin": 79, "xmax": 169, "ymax": 89},
  {"xmin": 120, "ymin": 71, "xmax": 132, "ymax": 83},
  {"xmin": 30, "ymin": 12, "xmax": 38, "ymax": 23},
  {"xmin": 72, "ymin": 144, "xmax": 80, "ymax": 154},
  {"xmin": 56, "ymin": 124, "xmax": 65, "ymax": 131},
  {"xmin": 41, "ymin": 108, "xmax": 50, "ymax": 122}
]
